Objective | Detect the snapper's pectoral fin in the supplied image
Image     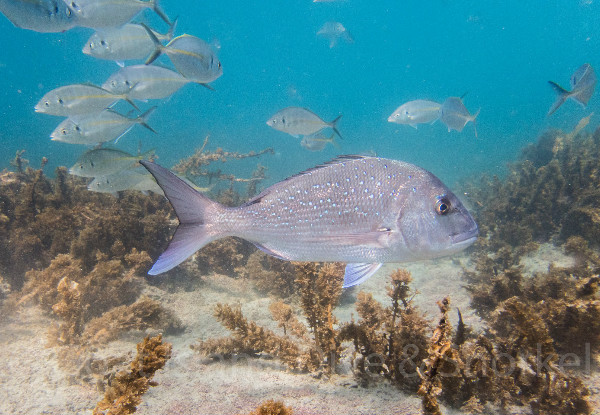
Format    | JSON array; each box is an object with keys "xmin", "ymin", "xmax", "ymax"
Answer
[
  {"xmin": 343, "ymin": 263, "xmax": 383, "ymax": 288},
  {"xmin": 252, "ymin": 242, "xmax": 292, "ymax": 261},
  {"xmin": 320, "ymin": 228, "xmax": 397, "ymax": 249}
]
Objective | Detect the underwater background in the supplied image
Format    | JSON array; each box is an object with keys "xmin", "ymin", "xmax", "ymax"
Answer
[
  {"xmin": 1, "ymin": 0, "xmax": 599, "ymax": 186},
  {"xmin": 3, "ymin": 1, "xmax": 600, "ymax": 415}
]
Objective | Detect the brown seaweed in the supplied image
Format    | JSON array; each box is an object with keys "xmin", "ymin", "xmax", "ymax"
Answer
[
  {"xmin": 339, "ymin": 269, "xmax": 430, "ymax": 389},
  {"xmin": 245, "ymin": 400, "xmax": 293, "ymax": 415},
  {"xmin": 171, "ymin": 135, "xmax": 274, "ymax": 197},
  {"xmin": 193, "ymin": 262, "xmax": 345, "ymax": 374},
  {"xmin": 92, "ymin": 334, "xmax": 172, "ymax": 415},
  {"xmin": 0, "ymin": 161, "xmax": 172, "ymax": 290}
]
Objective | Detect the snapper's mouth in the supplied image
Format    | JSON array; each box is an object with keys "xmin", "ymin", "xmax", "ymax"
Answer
[{"xmin": 451, "ymin": 227, "xmax": 479, "ymax": 245}]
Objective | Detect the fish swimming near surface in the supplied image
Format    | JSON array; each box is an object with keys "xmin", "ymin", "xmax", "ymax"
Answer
[
  {"xmin": 51, "ymin": 107, "xmax": 156, "ymax": 145},
  {"xmin": 267, "ymin": 107, "xmax": 343, "ymax": 138},
  {"xmin": 102, "ymin": 65, "xmax": 194, "ymax": 100},
  {"xmin": 64, "ymin": 0, "xmax": 170, "ymax": 28},
  {"xmin": 82, "ymin": 19, "xmax": 177, "ymax": 65},
  {"xmin": 439, "ymin": 97, "xmax": 480, "ymax": 138},
  {"xmin": 140, "ymin": 156, "xmax": 478, "ymax": 287},
  {"xmin": 387, "ymin": 100, "xmax": 441, "ymax": 129},
  {"xmin": 547, "ymin": 63, "xmax": 597, "ymax": 116},
  {"xmin": 0, "ymin": 0, "xmax": 78, "ymax": 32},
  {"xmin": 317, "ymin": 21, "xmax": 354, "ymax": 48},
  {"xmin": 69, "ymin": 147, "xmax": 154, "ymax": 177},
  {"xmin": 35, "ymin": 83, "xmax": 137, "ymax": 116},
  {"xmin": 143, "ymin": 26, "xmax": 223, "ymax": 84}
]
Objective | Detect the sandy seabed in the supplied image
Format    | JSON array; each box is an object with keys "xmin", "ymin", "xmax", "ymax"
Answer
[{"xmin": 1, "ymin": 244, "xmax": 599, "ymax": 415}]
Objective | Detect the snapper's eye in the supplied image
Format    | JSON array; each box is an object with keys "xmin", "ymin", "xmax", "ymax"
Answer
[{"xmin": 435, "ymin": 197, "xmax": 451, "ymax": 215}]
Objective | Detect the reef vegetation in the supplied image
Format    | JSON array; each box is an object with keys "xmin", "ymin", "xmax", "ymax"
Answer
[
  {"xmin": 0, "ymin": 143, "xmax": 272, "ymax": 398},
  {"xmin": 192, "ymin": 262, "xmax": 344, "ymax": 375},
  {"xmin": 171, "ymin": 134, "xmax": 274, "ymax": 205},
  {"xmin": 93, "ymin": 334, "xmax": 172, "ymax": 415},
  {"xmin": 245, "ymin": 400, "xmax": 293, "ymax": 415},
  {"xmin": 453, "ymin": 117, "xmax": 600, "ymax": 414}
]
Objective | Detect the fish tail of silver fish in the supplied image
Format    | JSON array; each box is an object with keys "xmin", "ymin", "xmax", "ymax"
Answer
[
  {"xmin": 329, "ymin": 114, "xmax": 343, "ymax": 139},
  {"xmin": 137, "ymin": 106, "xmax": 158, "ymax": 133},
  {"xmin": 141, "ymin": 22, "xmax": 164, "ymax": 65},
  {"xmin": 151, "ymin": 0, "xmax": 171, "ymax": 26},
  {"xmin": 471, "ymin": 108, "xmax": 481, "ymax": 138},
  {"xmin": 547, "ymin": 80, "xmax": 571, "ymax": 116},
  {"xmin": 140, "ymin": 160, "xmax": 225, "ymax": 275},
  {"xmin": 166, "ymin": 16, "xmax": 178, "ymax": 41}
]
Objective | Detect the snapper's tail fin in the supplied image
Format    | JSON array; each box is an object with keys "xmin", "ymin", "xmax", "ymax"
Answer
[
  {"xmin": 140, "ymin": 161, "xmax": 223, "ymax": 274},
  {"xmin": 547, "ymin": 81, "xmax": 571, "ymax": 116}
]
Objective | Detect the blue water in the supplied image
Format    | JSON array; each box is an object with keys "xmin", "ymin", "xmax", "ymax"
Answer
[{"xmin": 1, "ymin": 0, "xmax": 600, "ymax": 188}]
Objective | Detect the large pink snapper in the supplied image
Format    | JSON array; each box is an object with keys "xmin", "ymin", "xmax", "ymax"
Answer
[{"xmin": 141, "ymin": 156, "xmax": 477, "ymax": 288}]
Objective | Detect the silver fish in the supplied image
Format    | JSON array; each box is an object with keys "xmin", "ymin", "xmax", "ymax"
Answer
[
  {"xmin": 140, "ymin": 156, "xmax": 478, "ymax": 287},
  {"xmin": 35, "ymin": 84, "xmax": 137, "ymax": 116},
  {"xmin": 64, "ymin": 0, "xmax": 170, "ymax": 28},
  {"xmin": 548, "ymin": 63, "xmax": 597, "ymax": 116},
  {"xmin": 387, "ymin": 100, "xmax": 441, "ymax": 129},
  {"xmin": 0, "ymin": 0, "xmax": 77, "ymax": 32},
  {"xmin": 317, "ymin": 21, "xmax": 353, "ymax": 48},
  {"xmin": 439, "ymin": 97, "xmax": 480, "ymax": 138},
  {"xmin": 82, "ymin": 20, "xmax": 176, "ymax": 64},
  {"xmin": 69, "ymin": 148, "xmax": 153, "ymax": 177},
  {"xmin": 88, "ymin": 169, "xmax": 163, "ymax": 195},
  {"xmin": 50, "ymin": 107, "xmax": 156, "ymax": 145},
  {"xmin": 300, "ymin": 132, "xmax": 337, "ymax": 151},
  {"xmin": 267, "ymin": 107, "xmax": 342, "ymax": 138},
  {"xmin": 144, "ymin": 27, "xmax": 223, "ymax": 84},
  {"xmin": 102, "ymin": 65, "xmax": 192, "ymax": 100}
]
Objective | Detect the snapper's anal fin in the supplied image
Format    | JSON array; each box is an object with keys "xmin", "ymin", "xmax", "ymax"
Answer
[
  {"xmin": 343, "ymin": 263, "xmax": 383, "ymax": 288},
  {"xmin": 140, "ymin": 160, "xmax": 222, "ymax": 274}
]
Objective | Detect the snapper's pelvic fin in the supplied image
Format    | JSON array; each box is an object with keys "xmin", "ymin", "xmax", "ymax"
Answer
[
  {"xmin": 140, "ymin": 160, "xmax": 221, "ymax": 274},
  {"xmin": 343, "ymin": 263, "xmax": 383, "ymax": 288}
]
